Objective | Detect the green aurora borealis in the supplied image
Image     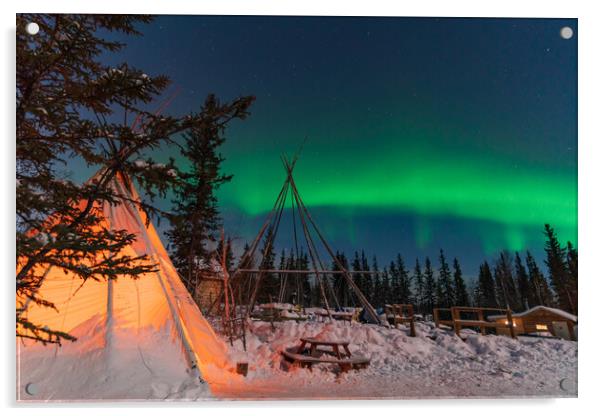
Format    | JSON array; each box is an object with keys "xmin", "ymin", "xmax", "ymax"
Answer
[
  {"xmin": 103, "ymin": 16, "xmax": 577, "ymax": 275},
  {"xmin": 217, "ymin": 130, "xmax": 576, "ymax": 255}
]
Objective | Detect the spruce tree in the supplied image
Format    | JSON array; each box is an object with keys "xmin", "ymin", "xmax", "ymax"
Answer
[
  {"xmin": 285, "ymin": 250, "xmax": 299, "ymax": 304},
  {"xmin": 452, "ymin": 258, "xmax": 469, "ymax": 306},
  {"xmin": 493, "ymin": 251, "xmax": 520, "ymax": 310},
  {"xmin": 371, "ymin": 256, "xmax": 382, "ymax": 306},
  {"xmin": 413, "ymin": 259, "xmax": 425, "ymax": 314},
  {"xmin": 237, "ymin": 242, "xmax": 254, "ymax": 305},
  {"xmin": 167, "ymin": 94, "xmax": 253, "ymax": 292},
  {"xmin": 15, "ymin": 14, "xmax": 254, "ymax": 344},
  {"xmin": 277, "ymin": 249, "xmax": 287, "ymax": 302},
  {"xmin": 381, "ymin": 269, "xmax": 391, "ymax": 305},
  {"xmin": 514, "ymin": 252, "xmax": 531, "ymax": 311},
  {"xmin": 437, "ymin": 249, "xmax": 455, "ymax": 308},
  {"xmin": 331, "ymin": 251, "xmax": 350, "ymax": 307},
  {"xmin": 351, "ymin": 251, "xmax": 363, "ymax": 305},
  {"xmin": 396, "ymin": 254, "xmax": 412, "ymax": 304},
  {"xmin": 526, "ymin": 251, "xmax": 554, "ymax": 307},
  {"xmin": 338, "ymin": 252, "xmax": 351, "ymax": 306},
  {"xmin": 476, "ymin": 261, "xmax": 497, "ymax": 308},
  {"xmin": 361, "ymin": 250, "xmax": 373, "ymax": 303},
  {"xmin": 543, "ymin": 224, "xmax": 575, "ymax": 313},
  {"xmin": 423, "ymin": 257, "xmax": 437, "ymax": 315},
  {"xmin": 389, "ymin": 261, "xmax": 400, "ymax": 303},
  {"xmin": 256, "ymin": 227, "xmax": 277, "ymax": 303},
  {"xmin": 299, "ymin": 252, "xmax": 312, "ymax": 306},
  {"xmin": 566, "ymin": 241, "xmax": 578, "ymax": 313}
]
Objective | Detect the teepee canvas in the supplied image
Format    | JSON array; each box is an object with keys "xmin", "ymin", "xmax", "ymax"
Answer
[{"xmin": 16, "ymin": 173, "xmax": 230, "ymax": 401}]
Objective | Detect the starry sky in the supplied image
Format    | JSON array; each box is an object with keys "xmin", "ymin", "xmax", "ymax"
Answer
[{"xmin": 98, "ymin": 15, "xmax": 577, "ymax": 280}]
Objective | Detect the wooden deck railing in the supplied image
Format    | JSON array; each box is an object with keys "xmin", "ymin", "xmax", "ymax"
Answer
[{"xmin": 434, "ymin": 306, "xmax": 516, "ymax": 339}]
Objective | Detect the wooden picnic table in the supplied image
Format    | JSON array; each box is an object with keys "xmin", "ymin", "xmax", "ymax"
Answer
[
  {"xmin": 282, "ymin": 337, "xmax": 370, "ymax": 372},
  {"xmin": 297, "ymin": 337, "xmax": 352, "ymax": 359}
]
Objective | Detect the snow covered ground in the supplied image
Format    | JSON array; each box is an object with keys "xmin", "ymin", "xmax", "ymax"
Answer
[
  {"xmin": 17, "ymin": 318, "xmax": 577, "ymax": 401},
  {"xmin": 208, "ymin": 320, "xmax": 577, "ymax": 400}
]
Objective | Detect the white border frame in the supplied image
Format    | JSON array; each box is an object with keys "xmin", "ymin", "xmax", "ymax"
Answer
[{"xmin": 2, "ymin": 1, "xmax": 600, "ymax": 414}]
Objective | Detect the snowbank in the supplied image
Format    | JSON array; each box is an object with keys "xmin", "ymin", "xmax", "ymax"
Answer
[
  {"xmin": 210, "ymin": 319, "xmax": 577, "ymax": 399},
  {"xmin": 17, "ymin": 315, "xmax": 214, "ymax": 401}
]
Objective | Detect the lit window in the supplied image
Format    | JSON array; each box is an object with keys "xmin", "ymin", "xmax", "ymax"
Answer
[
  {"xmin": 536, "ymin": 324, "xmax": 548, "ymax": 331},
  {"xmin": 504, "ymin": 320, "xmax": 517, "ymax": 327}
]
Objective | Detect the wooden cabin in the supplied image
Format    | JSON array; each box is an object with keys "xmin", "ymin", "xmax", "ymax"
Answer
[{"xmin": 488, "ymin": 306, "xmax": 577, "ymax": 341}]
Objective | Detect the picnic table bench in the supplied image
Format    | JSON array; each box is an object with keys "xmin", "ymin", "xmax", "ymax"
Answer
[{"xmin": 281, "ymin": 337, "xmax": 370, "ymax": 372}]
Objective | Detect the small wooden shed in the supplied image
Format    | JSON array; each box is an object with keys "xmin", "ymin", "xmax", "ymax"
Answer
[
  {"xmin": 488, "ymin": 306, "xmax": 577, "ymax": 341},
  {"xmin": 193, "ymin": 271, "xmax": 224, "ymax": 314}
]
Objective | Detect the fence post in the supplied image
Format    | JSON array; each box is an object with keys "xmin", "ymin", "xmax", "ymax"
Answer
[
  {"xmin": 506, "ymin": 308, "xmax": 516, "ymax": 339},
  {"xmin": 451, "ymin": 307, "xmax": 460, "ymax": 337},
  {"xmin": 478, "ymin": 308, "xmax": 485, "ymax": 335}
]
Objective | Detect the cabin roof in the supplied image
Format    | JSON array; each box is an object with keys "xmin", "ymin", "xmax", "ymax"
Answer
[{"xmin": 487, "ymin": 306, "xmax": 577, "ymax": 322}]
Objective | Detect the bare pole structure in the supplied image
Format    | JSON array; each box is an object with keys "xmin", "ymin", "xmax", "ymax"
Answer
[
  {"xmin": 285, "ymin": 160, "xmax": 381, "ymax": 324},
  {"xmin": 220, "ymin": 229, "xmax": 231, "ymax": 326},
  {"xmin": 224, "ymin": 146, "xmax": 379, "ymax": 325},
  {"xmin": 245, "ymin": 179, "xmax": 290, "ymax": 315},
  {"xmin": 208, "ymin": 172, "xmax": 291, "ymax": 317},
  {"xmin": 283, "ymin": 156, "xmax": 340, "ymax": 312},
  {"xmin": 282, "ymin": 156, "xmax": 334, "ymax": 320}
]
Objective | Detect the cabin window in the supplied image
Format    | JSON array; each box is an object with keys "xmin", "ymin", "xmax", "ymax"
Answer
[{"xmin": 536, "ymin": 324, "xmax": 548, "ymax": 331}]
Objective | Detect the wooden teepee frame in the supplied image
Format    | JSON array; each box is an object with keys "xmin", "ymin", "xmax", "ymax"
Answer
[{"xmin": 229, "ymin": 153, "xmax": 381, "ymax": 324}]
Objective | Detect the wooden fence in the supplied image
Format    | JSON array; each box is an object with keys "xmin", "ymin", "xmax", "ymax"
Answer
[
  {"xmin": 384, "ymin": 304, "xmax": 416, "ymax": 337},
  {"xmin": 434, "ymin": 306, "xmax": 516, "ymax": 339}
]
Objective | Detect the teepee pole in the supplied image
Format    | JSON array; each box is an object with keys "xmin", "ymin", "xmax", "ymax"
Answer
[
  {"xmin": 246, "ymin": 179, "xmax": 290, "ymax": 314},
  {"xmin": 283, "ymin": 157, "xmax": 335, "ymax": 319},
  {"xmin": 283, "ymin": 156, "xmax": 341, "ymax": 309},
  {"xmin": 286, "ymin": 167, "xmax": 381, "ymax": 324},
  {"xmin": 220, "ymin": 230, "xmax": 230, "ymax": 326}
]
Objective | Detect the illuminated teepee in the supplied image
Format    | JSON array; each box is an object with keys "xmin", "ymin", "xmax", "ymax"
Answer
[{"xmin": 16, "ymin": 172, "xmax": 230, "ymax": 401}]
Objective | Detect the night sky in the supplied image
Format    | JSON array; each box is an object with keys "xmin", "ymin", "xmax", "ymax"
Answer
[{"xmin": 97, "ymin": 16, "xmax": 577, "ymax": 281}]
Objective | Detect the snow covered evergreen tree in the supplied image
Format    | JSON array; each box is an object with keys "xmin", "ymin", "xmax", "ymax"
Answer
[
  {"xmin": 543, "ymin": 224, "xmax": 576, "ymax": 313},
  {"xmin": 331, "ymin": 251, "xmax": 351, "ymax": 307},
  {"xmin": 361, "ymin": 250, "xmax": 373, "ymax": 303},
  {"xmin": 371, "ymin": 256, "xmax": 382, "ymax": 306},
  {"xmin": 381, "ymin": 269, "xmax": 391, "ymax": 305},
  {"xmin": 16, "ymin": 14, "xmax": 253, "ymax": 344},
  {"xmin": 566, "ymin": 241, "xmax": 578, "ymax": 314},
  {"xmin": 514, "ymin": 252, "xmax": 531, "ymax": 311},
  {"xmin": 452, "ymin": 258, "xmax": 469, "ymax": 306},
  {"xmin": 389, "ymin": 261, "xmax": 400, "ymax": 303},
  {"xmin": 396, "ymin": 254, "xmax": 412, "ymax": 304},
  {"xmin": 493, "ymin": 251, "xmax": 521, "ymax": 310},
  {"xmin": 167, "ymin": 94, "xmax": 253, "ymax": 292},
  {"xmin": 423, "ymin": 257, "xmax": 437, "ymax": 314},
  {"xmin": 476, "ymin": 261, "xmax": 497, "ymax": 308},
  {"xmin": 526, "ymin": 251, "xmax": 554, "ymax": 307},
  {"xmin": 256, "ymin": 227, "xmax": 277, "ymax": 303},
  {"xmin": 437, "ymin": 249, "xmax": 455, "ymax": 308},
  {"xmin": 413, "ymin": 259, "xmax": 425, "ymax": 314}
]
